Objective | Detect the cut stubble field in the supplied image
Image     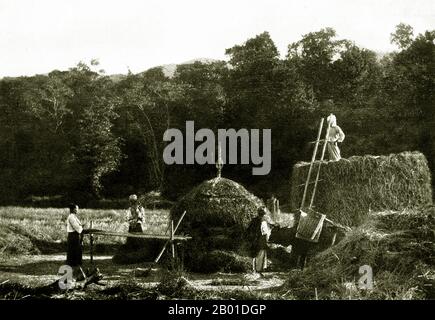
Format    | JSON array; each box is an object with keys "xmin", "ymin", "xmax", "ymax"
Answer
[
  {"xmin": 0, "ymin": 206, "xmax": 287, "ymax": 299},
  {"xmin": 0, "ymin": 206, "xmax": 146, "ymax": 254}
]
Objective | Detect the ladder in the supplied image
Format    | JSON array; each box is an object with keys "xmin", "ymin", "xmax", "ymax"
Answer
[
  {"xmin": 299, "ymin": 117, "xmax": 331, "ymax": 210},
  {"xmin": 295, "ymin": 117, "xmax": 332, "ymax": 243}
]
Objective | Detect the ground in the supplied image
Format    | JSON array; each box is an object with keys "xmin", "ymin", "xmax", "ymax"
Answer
[
  {"xmin": 0, "ymin": 253, "xmax": 287, "ymax": 299},
  {"xmin": 0, "ymin": 207, "xmax": 287, "ymax": 299},
  {"xmin": 2, "ymin": 206, "xmax": 433, "ymax": 300}
]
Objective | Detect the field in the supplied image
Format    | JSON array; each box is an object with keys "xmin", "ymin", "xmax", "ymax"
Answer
[
  {"xmin": 0, "ymin": 206, "xmax": 286, "ymax": 299},
  {"xmin": 1, "ymin": 205, "xmax": 434, "ymax": 300},
  {"xmin": 0, "ymin": 207, "xmax": 129, "ymax": 255}
]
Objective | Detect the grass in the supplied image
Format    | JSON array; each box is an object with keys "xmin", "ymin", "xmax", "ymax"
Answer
[{"xmin": 0, "ymin": 206, "xmax": 169, "ymax": 255}]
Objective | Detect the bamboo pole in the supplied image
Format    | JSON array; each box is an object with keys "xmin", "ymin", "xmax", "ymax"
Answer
[{"xmin": 300, "ymin": 118, "xmax": 324, "ymax": 209}]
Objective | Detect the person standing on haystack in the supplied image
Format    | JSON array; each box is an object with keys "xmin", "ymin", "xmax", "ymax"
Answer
[
  {"xmin": 326, "ymin": 114, "xmax": 345, "ymax": 161},
  {"xmin": 126, "ymin": 194, "xmax": 145, "ymax": 248},
  {"xmin": 66, "ymin": 203, "xmax": 87, "ymax": 281},
  {"xmin": 252, "ymin": 207, "xmax": 272, "ymax": 275}
]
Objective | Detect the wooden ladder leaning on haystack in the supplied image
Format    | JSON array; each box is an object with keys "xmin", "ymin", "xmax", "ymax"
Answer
[{"xmin": 296, "ymin": 117, "xmax": 347, "ymax": 244}]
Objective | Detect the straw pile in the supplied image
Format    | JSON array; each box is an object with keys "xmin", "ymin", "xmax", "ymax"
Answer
[
  {"xmin": 290, "ymin": 151, "xmax": 433, "ymax": 226},
  {"xmin": 283, "ymin": 207, "xmax": 435, "ymax": 299},
  {"xmin": 171, "ymin": 177, "xmax": 264, "ymax": 272},
  {"xmin": 172, "ymin": 177, "xmax": 263, "ymax": 229}
]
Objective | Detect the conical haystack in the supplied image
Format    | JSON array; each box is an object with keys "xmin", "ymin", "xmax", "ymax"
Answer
[
  {"xmin": 172, "ymin": 177, "xmax": 264, "ymax": 230},
  {"xmin": 171, "ymin": 177, "xmax": 265, "ymax": 273}
]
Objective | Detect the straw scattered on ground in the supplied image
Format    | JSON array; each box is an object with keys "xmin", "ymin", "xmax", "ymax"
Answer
[{"xmin": 282, "ymin": 207, "xmax": 435, "ymax": 299}]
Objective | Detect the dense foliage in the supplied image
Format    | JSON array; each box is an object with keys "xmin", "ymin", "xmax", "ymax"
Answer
[{"xmin": 0, "ymin": 25, "xmax": 433, "ymax": 205}]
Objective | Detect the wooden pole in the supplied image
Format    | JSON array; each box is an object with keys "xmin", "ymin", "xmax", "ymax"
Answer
[
  {"xmin": 154, "ymin": 211, "xmax": 187, "ymax": 264},
  {"xmin": 90, "ymin": 220, "xmax": 94, "ymax": 264},
  {"xmin": 300, "ymin": 118, "xmax": 324, "ymax": 209},
  {"xmin": 171, "ymin": 220, "xmax": 175, "ymax": 259},
  {"xmin": 331, "ymin": 232, "xmax": 337, "ymax": 246},
  {"xmin": 173, "ymin": 211, "xmax": 187, "ymax": 233},
  {"xmin": 309, "ymin": 122, "xmax": 331, "ymax": 208}
]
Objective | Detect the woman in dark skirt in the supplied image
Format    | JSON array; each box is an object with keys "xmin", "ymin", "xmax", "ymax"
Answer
[
  {"xmin": 66, "ymin": 203, "xmax": 86, "ymax": 280},
  {"xmin": 246, "ymin": 207, "xmax": 272, "ymax": 274},
  {"xmin": 67, "ymin": 230, "xmax": 82, "ymax": 266}
]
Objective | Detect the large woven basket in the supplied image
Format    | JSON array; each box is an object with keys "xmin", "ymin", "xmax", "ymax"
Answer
[{"xmin": 295, "ymin": 209, "xmax": 326, "ymax": 243}]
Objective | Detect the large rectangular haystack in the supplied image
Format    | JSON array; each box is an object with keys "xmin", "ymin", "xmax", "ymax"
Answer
[{"xmin": 290, "ymin": 151, "xmax": 433, "ymax": 226}]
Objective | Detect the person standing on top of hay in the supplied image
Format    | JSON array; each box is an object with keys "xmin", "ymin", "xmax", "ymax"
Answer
[
  {"xmin": 326, "ymin": 114, "xmax": 345, "ymax": 161},
  {"xmin": 66, "ymin": 203, "xmax": 87, "ymax": 281},
  {"xmin": 251, "ymin": 207, "xmax": 272, "ymax": 274},
  {"xmin": 126, "ymin": 194, "xmax": 145, "ymax": 248}
]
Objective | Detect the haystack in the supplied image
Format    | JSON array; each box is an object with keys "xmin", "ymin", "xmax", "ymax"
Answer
[
  {"xmin": 284, "ymin": 207, "xmax": 435, "ymax": 299},
  {"xmin": 290, "ymin": 151, "xmax": 433, "ymax": 226},
  {"xmin": 172, "ymin": 177, "xmax": 264, "ymax": 229},
  {"xmin": 171, "ymin": 177, "xmax": 265, "ymax": 272}
]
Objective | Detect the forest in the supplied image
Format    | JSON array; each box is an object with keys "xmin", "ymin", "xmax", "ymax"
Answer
[{"xmin": 0, "ymin": 24, "xmax": 433, "ymax": 205}]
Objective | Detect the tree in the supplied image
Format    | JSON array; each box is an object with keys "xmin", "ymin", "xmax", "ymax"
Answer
[
  {"xmin": 288, "ymin": 28, "xmax": 350, "ymax": 101},
  {"xmin": 173, "ymin": 61, "xmax": 227, "ymax": 129},
  {"xmin": 114, "ymin": 67, "xmax": 182, "ymax": 192},
  {"xmin": 64, "ymin": 62, "xmax": 121, "ymax": 199},
  {"xmin": 388, "ymin": 29, "xmax": 435, "ymax": 180},
  {"xmin": 225, "ymin": 32, "xmax": 284, "ymax": 128},
  {"xmin": 331, "ymin": 43, "xmax": 381, "ymax": 106},
  {"xmin": 391, "ymin": 23, "xmax": 414, "ymax": 49},
  {"xmin": 22, "ymin": 73, "xmax": 73, "ymax": 133}
]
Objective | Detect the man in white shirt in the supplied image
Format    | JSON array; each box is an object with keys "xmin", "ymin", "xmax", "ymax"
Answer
[{"xmin": 66, "ymin": 203, "xmax": 87, "ymax": 281}]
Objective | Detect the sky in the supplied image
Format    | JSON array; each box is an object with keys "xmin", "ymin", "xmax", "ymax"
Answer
[{"xmin": 0, "ymin": 0, "xmax": 434, "ymax": 77}]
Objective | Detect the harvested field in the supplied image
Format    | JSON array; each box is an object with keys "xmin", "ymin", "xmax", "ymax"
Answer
[
  {"xmin": 0, "ymin": 206, "xmax": 288, "ymax": 300},
  {"xmin": 0, "ymin": 206, "xmax": 170, "ymax": 256}
]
